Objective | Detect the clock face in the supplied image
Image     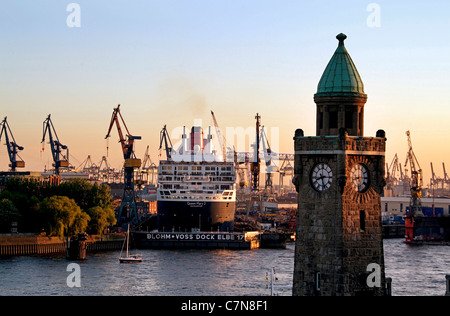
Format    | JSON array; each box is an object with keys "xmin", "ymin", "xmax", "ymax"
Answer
[
  {"xmin": 351, "ymin": 163, "xmax": 369, "ymax": 192},
  {"xmin": 311, "ymin": 163, "xmax": 333, "ymax": 192}
]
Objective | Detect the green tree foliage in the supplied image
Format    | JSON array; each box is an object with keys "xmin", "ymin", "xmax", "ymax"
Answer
[
  {"xmin": 86, "ymin": 205, "xmax": 117, "ymax": 234},
  {"xmin": 39, "ymin": 196, "xmax": 90, "ymax": 238},
  {"xmin": 0, "ymin": 199, "xmax": 21, "ymax": 233},
  {"xmin": 0, "ymin": 189, "xmax": 40, "ymax": 232},
  {"xmin": 0, "ymin": 178, "xmax": 116, "ymax": 235}
]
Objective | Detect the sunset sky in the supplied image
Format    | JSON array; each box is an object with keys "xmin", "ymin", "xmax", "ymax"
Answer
[{"xmin": 1, "ymin": 1, "xmax": 450, "ymax": 184}]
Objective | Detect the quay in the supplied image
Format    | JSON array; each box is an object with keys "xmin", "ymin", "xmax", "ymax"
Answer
[
  {"xmin": 0, "ymin": 234, "xmax": 124, "ymax": 257},
  {"xmin": 383, "ymin": 224, "xmax": 405, "ymax": 238}
]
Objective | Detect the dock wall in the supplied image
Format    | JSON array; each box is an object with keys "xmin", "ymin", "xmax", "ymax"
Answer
[{"xmin": 0, "ymin": 235, "xmax": 124, "ymax": 257}]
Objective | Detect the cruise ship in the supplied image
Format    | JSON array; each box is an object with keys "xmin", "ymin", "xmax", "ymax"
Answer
[{"xmin": 157, "ymin": 126, "xmax": 236, "ymax": 232}]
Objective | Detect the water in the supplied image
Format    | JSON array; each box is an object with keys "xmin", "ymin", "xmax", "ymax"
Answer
[
  {"xmin": 384, "ymin": 239, "xmax": 450, "ymax": 296},
  {"xmin": 0, "ymin": 239, "xmax": 449, "ymax": 296}
]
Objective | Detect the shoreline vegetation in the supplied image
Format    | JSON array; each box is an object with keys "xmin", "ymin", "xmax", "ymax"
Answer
[{"xmin": 0, "ymin": 178, "xmax": 117, "ymax": 238}]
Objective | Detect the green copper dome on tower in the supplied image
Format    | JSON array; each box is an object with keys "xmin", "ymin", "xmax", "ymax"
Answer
[{"xmin": 315, "ymin": 33, "xmax": 366, "ymax": 97}]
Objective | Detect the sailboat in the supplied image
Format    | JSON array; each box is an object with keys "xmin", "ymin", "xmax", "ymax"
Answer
[{"xmin": 119, "ymin": 225, "xmax": 142, "ymax": 263}]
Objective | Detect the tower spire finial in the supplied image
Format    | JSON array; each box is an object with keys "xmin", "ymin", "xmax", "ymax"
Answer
[{"xmin": 336, "ymin": 33, "xmax": 347, "ymax": 46}]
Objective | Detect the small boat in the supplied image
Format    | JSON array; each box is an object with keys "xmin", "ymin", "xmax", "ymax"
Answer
[{"xmin": 119, "ymin": 225, "xmax": 142, "ymax": 263}]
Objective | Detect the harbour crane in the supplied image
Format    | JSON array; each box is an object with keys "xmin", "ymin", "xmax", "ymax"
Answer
[
  {"xmin": 404, "ymin": 130, "xmax": 423, "ymax": 242},
  {"xmin": 249, "ymin": 113, "xmax": 274, "ymax": 192},
  {"xmin": 211, "ymin": 110, "xmax": 249, "ymax": 188},
  {"xmin": 278, "ymin": 155, "xmax": 294, "ymax": 194},
  {"xmin": 98, "ymin": 156, "xmax": 115, "ymax": 183},
  {"xmin": 42, "ymin": 114, "xmax": 69, "ymax": 175},
  {"xmin": 386, "ymin": 153, "xmax": 402, "ymax": 189},
  {"xmin": 211, "ymin": 111, "xmax": 226, "ymax": 162},
  {"xmin": 140, "ymin": 145, "xmax": 158, "ymax": 185},
  {"xmin": 105, "ymin": 104, "xmax": 141, "ymax": 224},
  {"xmin": 404, "ymin": 131, "xmax": 423, "ymax": 205},
  {"xmin": 0, "ymin": 117, "xmax": 25, "ymax": 172},
  {"xmin": 78, "ymin": 155, "xmax": 98, "ymax": 176},
  {"xmin": 250, "ymin": 113, "xmax": 261, "ymax": 191},
  {"xmin": 159, "ymin": 125, "xmax": 173, "ymax": 160},
  {"xmin": 260, "ymin": 125, "xmax": 274, "ymax": 191},
  {"xmin": 442, "ymin": 163, "xmax": 450, "ymax": 191},
  {"xmin": 430, "ymin": 162, "xmax": 444, "ymax": 192}
]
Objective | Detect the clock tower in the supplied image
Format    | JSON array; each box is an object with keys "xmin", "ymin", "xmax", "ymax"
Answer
[{"xmin": 292, "ymin": 33, "xmax": 387, "ymax": 296}]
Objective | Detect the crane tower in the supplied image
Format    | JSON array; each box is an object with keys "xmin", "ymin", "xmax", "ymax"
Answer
[
  {"xmin": 0, "ymin": 117, "xmax": 25, "ymax": 172},
  {"xmin": 42, "ymin": 114, "xmax": 69, "ymax": 175},
  {"xmin": 105, "ymin": 104, "xmax": 141, "ymax": 225},
  {"xmin": 404, "ymin": 130, "xmax": 423, "ymax": 243}
]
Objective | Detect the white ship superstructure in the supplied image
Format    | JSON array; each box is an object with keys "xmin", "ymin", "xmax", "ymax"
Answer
[{"xmin": 157, "ymin": 126, "xmax": 236, "ymax": 232}]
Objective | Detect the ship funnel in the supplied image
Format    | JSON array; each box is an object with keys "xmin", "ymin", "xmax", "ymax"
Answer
[{"xmin": 190, "ymin": 126, "xmax": 204, "ymax": 151}]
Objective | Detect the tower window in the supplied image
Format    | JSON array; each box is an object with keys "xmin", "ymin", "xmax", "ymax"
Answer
[
  {"xmin": 360, "ymin": 210, "xmax": 366, "ymax": 232},
  {"xmin": 319, "ymin": 112, "xmax": 323, "ymax": 129},
  {"xmin": 329, "ymin": 111, "xmax": 338, "ymax": 128}
]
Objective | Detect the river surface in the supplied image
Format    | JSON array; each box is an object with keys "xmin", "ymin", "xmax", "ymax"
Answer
[{"xmin": 0, "ymin": 239, "xmax": 448, "ymax": 296}]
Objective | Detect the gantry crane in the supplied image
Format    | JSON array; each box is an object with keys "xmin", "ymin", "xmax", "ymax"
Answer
[
  {"xmin": 42, "ymin": 114, "xmax": 69, "ymax": 175},
  {"xmin": 140, "ymin": 145, "xmax": 158, "ymax": 185},
  {"xmin": 98, "ymin": 156, "xmax": 115, "ymax": 183},
  {"xmin": 278, "ymin": 154, "xmax": 294, "ymax": 194},
  {"xmin": 404, "ymin": 130, "xmax": 423, "ymax": 242},
  {"xmin": 430, "ymin": 162, "xmax": 444, "ymax": 192},
  {"xmin": 386, "ymin": 153, "xmax": 402, "ymax": 189},
  {"xmin": 0, "ymin": 117, "xmax": 25, "ymax": 172},
  {"xmin": 77, "ymin": 155, "xmax": 99, "ymax": 179},
  {"xmin": 105, "ymin": 104, "xmax": 141, "ymax": 224}
]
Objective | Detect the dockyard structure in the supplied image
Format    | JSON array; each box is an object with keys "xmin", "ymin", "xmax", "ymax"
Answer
[
  {"xmin": 105, "ymin": 105, "xmax": 142, "ymax": 225},
  {"xmin": 292, "ymin": 34, "xmax": 387, "ymax": 296}
]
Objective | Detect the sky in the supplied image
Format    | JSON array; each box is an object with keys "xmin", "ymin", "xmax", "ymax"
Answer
[{"xmin": 1, "ymin": 0, "xmax": 450, "ymax": 184}]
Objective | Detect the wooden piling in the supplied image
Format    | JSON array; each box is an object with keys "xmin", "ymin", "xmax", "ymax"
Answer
[{"xmin": 385, "ymin": 277, "xmax": 392, "ymax": 296}]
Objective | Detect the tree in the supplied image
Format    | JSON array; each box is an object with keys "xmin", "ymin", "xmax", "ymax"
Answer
[
  {"xmin": 86, "ymin": 205, "xmax": 116, "ymax": 235},
  {"xmin": 0, "ymin": 199, "xmax": 21, "ymax": 233},
  {"xmin": 39, "ymin": 196, "xmax": 90, "ymax": 238},
  {"xmin": 0, "ymin": 190, "xmax": 40, "ymax": 232},
  {"xmin": 0, "ymin": 177, "xmax": 115, "ymax": 234},
  {"xmin": 55, "ymin": 179, "xmax": 114, "ymax": 211}
]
